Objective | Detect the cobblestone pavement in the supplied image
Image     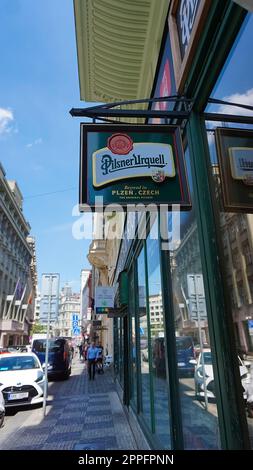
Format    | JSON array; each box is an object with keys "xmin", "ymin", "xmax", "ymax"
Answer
[{"xmin": 0, "ymin": 356, "xmax": 137, "ymax": 450}]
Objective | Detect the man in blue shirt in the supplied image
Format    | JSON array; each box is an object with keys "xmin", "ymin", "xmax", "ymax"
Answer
[{"xmin": 87, "ymin": 341, "xmax": 99, "ymax": 380}]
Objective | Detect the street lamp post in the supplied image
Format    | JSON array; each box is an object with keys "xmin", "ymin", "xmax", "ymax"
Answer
[
  {"xmin": 41, "ymin": 274, "xmax": 59, "ymax": 416},
  {"xmin": 42, "ymin": 277, "xmax": 53, "ymax": 417},
  {"xmin": 193, "ymin": 275, "xmax": 209, "ymax": 411}
]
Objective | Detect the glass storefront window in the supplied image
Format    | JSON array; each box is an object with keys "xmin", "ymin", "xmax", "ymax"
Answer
[
  {"xmin": 146, "ymin": 228, "xmax": 171, "ymax": 449},
  {"xmin": 169, "ymin": 148, "xmax": 221, "ymax": 449},
  {"xmin": 137, "ymin": 247, "xmax": 151, "ymax": 428},
  {"xmin": 113, "ymin": 318, "xmax": 119, "ymax": 378},
  {"xmin": 129, "ymin": 265, "xmax": 138, "ymax": 407},
  {"xmin": 205, "ymin": 13, "xmax": 253, "ymax": 447},
  {"xmin": 119, "ymin": 317, "xmax": 124, "ymax": 387}
]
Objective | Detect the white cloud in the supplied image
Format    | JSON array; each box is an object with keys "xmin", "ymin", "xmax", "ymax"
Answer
[
  {"xmin": 0, "ymin": 107, "xmax": 14, "ymax": 135},
  {"xmin": 26, "ymin": 137, "xmax": 42, "ymax": 148},
  {"xmin": 218, "ymin": 88, "xmax": 253, "ymax": 116},
  {"xmin": 206, "ymin": 88, "xmax": 253, "ymax": 147}
]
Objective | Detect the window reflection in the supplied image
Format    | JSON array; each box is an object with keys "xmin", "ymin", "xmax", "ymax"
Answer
[
  {"xmin": 206, "ymin": 123, "xmax": 253, "ymax": 447},
  {"xmin": 129, "ymin": 266, "xmax": 137, "ymax": 407},
  {"xmin": 137, "ymin": 247, "xmax": 151, "ymax": 427},
  {"xmin": 119, "ymin": 318, "xmax": 124, "ymax": 386},
  {"xmin": 146, "ymin": 230, "xmax": 171, "ymax": 449},
  {"xmin": 170, "ymin": 148, "xmax": 221, "ymax": 449}
]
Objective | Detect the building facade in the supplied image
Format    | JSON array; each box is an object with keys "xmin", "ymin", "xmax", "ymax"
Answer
[
  {"xmin": 54, "ymin": 284, "xmax": 81, "ymax": 339},
  {"xmin": 0, "ymin": 164, "xmax": 37, "ymax": 347},
  {"xmin": 74, "ymin": 0, "xmax": 253, "ymax": 450},
  {"xmin": 80, "ymin": 269, "xmax": 92, "ymax": 338},
  {"xmin": 34, "ymin": 290, "xmax": 41, "ymax": 322}
]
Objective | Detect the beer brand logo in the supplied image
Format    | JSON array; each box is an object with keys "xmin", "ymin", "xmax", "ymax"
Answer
[
  {"xmin": 151, "ymin": 170, "xmax": 166, "ymax": 183},
  {"xmin": 92, "ymin": 138, "xmax": 175, "ymax": 188},
  {"xmin": 243, "ymin": 175, "xmax": 253, "ymax": 186},
  {"xmin": 229, "ymin": 147, "xmax": 253, "ymax": 185},
  {"xmin": 108, "ymin": 133, "xmax": 133, "ymax": 155}
]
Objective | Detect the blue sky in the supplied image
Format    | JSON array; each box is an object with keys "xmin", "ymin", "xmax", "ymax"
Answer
[{"xmin": 0, "ymin": 0, "xmax": 93, "ymax": 292}]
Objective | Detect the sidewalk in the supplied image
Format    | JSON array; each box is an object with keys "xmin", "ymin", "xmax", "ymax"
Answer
[{"xmin": 0, "ymin": 356, "xmax": 138, "ymax": 450}]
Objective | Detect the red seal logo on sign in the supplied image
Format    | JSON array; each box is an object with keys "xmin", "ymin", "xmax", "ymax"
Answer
[{"xmin": 107, "ymin": 133, "xmax": 133, "ymax": 155}]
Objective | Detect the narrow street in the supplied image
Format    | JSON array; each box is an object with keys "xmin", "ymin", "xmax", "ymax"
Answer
[{"xmin": 0, "ymin": 356, "xmax": 137, "ymax": 450}]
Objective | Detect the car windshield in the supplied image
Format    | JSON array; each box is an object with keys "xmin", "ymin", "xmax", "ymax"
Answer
[
  {"xmin": 176, "ymin": 337, "xmax": 193, "ymax": 349},
  {"xmin": 33, "ymin": 339, "xmax": 64, "ymax": 353},
  {"xmin": 201, "ymin": 352, "xmax": 212, "ymax": 365},
  {"xmin": 0, "ymin": 356, "xmax": 40, "ymax": 371}
]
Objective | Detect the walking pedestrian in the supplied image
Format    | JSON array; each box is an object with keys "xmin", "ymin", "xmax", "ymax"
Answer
[
  {"xmin": 78, "ymin": 343, "xmax": 83, "ymax": 360},
  {"xmin": 83, "ymin": 342, "xmax": 89, "ymax": 361},
  {"xmin": 96, "ymin": 342, "xmax": 104, "ymax": 374},
  {"xmin": 87, "ymin": 341, "xmax": 100, "ymax": 380}
]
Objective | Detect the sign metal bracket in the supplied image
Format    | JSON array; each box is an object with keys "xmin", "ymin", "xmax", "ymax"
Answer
[{"xmin": 70, "ymin": 95, "xmax": 253, "ymax": 126}]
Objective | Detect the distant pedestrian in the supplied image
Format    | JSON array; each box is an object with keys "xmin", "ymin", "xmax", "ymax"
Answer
[
  {"xmin": 87, "ymin": 341, "xmax": 99, "ymax": 380},
  {"xmin": 96, "ymin": 342, "xmax": 104, "ymax": 374},
  {"xmin": 78, "ymin": 343, "xmax": 83, "ymax": 360},
  {"xmin": 83, "ymin": 343, "xmax": 89, "ymax": 361}
]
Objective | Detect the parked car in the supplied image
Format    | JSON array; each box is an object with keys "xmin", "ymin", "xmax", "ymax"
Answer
[
  {"xmin": 0, "ymin": 352, "xmax": 44, "ymax": 408},
  {"xmin": 32, "ymin": 337, "xmax": 72, "ymax": 380},
  {"xmin": 141, "ymin": 348, "xmax": 149, "ymax": 362},
  {"xmin": 0, "ymin": 348, "xmax": 9, "ymax": 355},
  {"xmin": 192, "ymin": 349, "xmax": 251, "ymax": 400},
  {"xmin": 0, "ymin": 390, "xmax": 5, "ymax": 427},
  {"xmin": 7, "ymin": 345, "xmax": 30, "ymax": 353},
  {"xmin": 193, "ymin": 343, "xmax": 209, "ymax": 357},
  {"xmin": 176, "ymin": 336, "xmax": 196, "ymax": 377},
  {"xmin": 152, "ymin": 336, "xmax": 196, "ymax": 377}
]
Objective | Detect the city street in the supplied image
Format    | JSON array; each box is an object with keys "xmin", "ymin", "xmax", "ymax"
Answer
[
  {"xmin": 0, "ymin": 356, "xmax": 137, "ymax": 450},
  {"xmin": 1, "ymin": 0, "xmax": 253, "ymax": 451}
]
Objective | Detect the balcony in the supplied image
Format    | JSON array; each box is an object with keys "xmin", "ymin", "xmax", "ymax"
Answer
[{"xmin": 87, "ymin": 240, "xmax": 108, "ymax": 269}]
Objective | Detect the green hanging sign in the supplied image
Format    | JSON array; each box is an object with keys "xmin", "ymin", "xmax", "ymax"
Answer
[{"xmin": 79, "ymin": 124, "xmax": 191, "ymax": 210}]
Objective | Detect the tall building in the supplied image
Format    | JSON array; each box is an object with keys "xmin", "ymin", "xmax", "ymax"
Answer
[
  {"xmin": 149, "ymin": 293, "xmax": 164, "ymax": 336},
  {"xmin": 0, "ymin": 164, "xmax": 36, "ymax": 347},
  {"xmin": 220, "ymin": 212, "xmax": 253, "ymax": 353},
  {"xmin": 26, "ymin": 236, "xmax": 38, "ymax": 335},
  {"xmin": 80, "ymin": 269, "xmax": 92, "ymax": 326},
  {"xmin": 39, "ymin": 273, "xmax": 60, "ymax": 327},
  {"xmin": 54, "ymin": 283, "xmax": 81, "ymax": 339}
]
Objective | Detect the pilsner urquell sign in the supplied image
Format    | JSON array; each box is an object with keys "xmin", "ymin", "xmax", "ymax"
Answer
[{"xmin": 79, "ymin": 124, "xmax": 191, "ymax": 210}]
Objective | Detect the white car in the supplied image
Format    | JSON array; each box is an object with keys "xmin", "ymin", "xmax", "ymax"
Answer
[
  {"xmin": 192, "ymin": 349, "xmax": 250, "ymax": 400},
  {"xmin": 0, "ymin": 390, "xmax": 4, "ymax": 427},
  {"xmin": 0, "ymin": 352, "xmax": 45, "ymax": 408}
]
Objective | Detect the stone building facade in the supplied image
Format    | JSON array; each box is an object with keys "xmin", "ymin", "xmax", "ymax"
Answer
[{"xmin": 0, "ymin": 164, "xmax": 37, "ymax": 347}]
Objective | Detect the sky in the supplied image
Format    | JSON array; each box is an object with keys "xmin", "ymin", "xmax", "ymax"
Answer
[
  {"xmin": 207, "ymin": 13, "xmax": 253, "ymax": 112},
  {"xmin": 0, "ymin": 2, "xmax": 253, "ymax": 294},
  {"xmin": 0, "ymin": 0, "xmax": 93, "ymax": 292}
]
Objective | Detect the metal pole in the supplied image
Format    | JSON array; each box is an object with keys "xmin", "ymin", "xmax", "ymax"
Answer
[
  {"xmin": 43, "ymin": 276, "xmax": 52, "ymax": 417},
  {"xmin": 194, "ymin": 276, "xmax": 208, "ymax": 411}
]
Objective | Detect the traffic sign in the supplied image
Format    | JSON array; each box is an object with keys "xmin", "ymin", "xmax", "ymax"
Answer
[
  {"xmin": 72, "ymin": 313, "xmax": 80, "ymax": 335},
  {"xmin": 73, "ymin": 327, "xmax": 81, "ymax": 336},
  {"xmin": 96, "ymin": 307, "xmax": 110, "ymax": 314},
  {"xmin": 95, "ymin": 286, "xmax": 115, "ymax": 309},
  {"xmin": 187, "ymin": 274, "xmax": 207, "ymax": 320}
]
